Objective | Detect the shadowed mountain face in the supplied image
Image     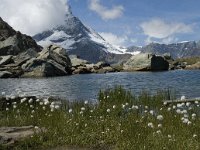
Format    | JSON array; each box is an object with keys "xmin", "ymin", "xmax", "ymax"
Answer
[
  {"xmin": 128, "ymin": 41, "xmax": 200, "ymax": 58},
  {"xmin": 33, "ymin": 8, "xmax": 131, "ymax": 64},
  {"xmin": 0, "ymin": 17, "xmax": 41, "ymax": 56}
]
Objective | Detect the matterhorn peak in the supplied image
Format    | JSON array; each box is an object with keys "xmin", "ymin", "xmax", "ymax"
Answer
[{"xmin": 66, "ymin": 4, "xmax": 73, "ymax": 16}]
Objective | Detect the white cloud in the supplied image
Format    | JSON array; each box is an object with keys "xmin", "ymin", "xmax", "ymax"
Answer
[
  {"xmin": 140, "ymin": 19, "xmax": 193, "ymax": 39},
  {"xmin": 0, "ymin": 0, "xmax": 69, "ymax": 35},
  {"xmin": 99, "ymin": 32, "xmax": 136, "ymax": 47},
  {"xmin": 100, "ymin": 32, "xmax": 128, "ymax": 46},
  {"xmin": 162, "ymin": 36, "xmax": 178, "ymax": 44},
  {"xmin": 89, "ymin": 0, "xmax": 124, "ymax": 20}
]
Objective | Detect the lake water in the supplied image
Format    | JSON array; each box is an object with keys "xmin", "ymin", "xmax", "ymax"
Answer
[{"xmin": 0, "ymin": 70, "xmax": 199, "ymax": 101}]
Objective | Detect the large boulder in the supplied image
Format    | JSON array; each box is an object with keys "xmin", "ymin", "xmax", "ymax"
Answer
[
  {"xmin": 0, "ymin": 17, "xmax": 41, "ymax": 56},
  {"xmin": 0, "ymin": 126, "xmax": 44, "ymax": 146},
  {"xmin": 22, "ymin": 45, "xmax": 72, "ymax": 77},
  {"xmin": 69, "ymin": 55, "xmax": 89, "ymax": 67},
  {"xmin": 123, "ymin": 53, "xmax": 169, "ymax": 71}
]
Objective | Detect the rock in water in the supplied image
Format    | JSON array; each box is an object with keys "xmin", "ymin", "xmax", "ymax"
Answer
[
  {"xmin": 123, "ymin": 53, "xmax": 169, "ymax": 71},
  {"xmin": 22, "ymin": 45, "xmax": 72, "ymax": 77}
]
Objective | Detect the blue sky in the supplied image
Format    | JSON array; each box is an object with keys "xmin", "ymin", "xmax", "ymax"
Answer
[
  {"xmin": 68, "ymin": 0, "xmax": 200, "ymax": 46},
  {"xmin": 0, "ymin": 0, "xmax": 200, "ymax": 47}
]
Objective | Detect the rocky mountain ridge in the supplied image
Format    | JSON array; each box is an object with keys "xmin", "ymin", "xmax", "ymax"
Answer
[{"xmin": 128, "ymin": 41, "xmax": 200, "ymax": 58}]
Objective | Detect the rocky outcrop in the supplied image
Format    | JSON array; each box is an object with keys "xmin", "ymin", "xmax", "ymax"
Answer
[
  {"xmin": 70, "ymin": 55, "xmax": 117, "ymax": 74},
  {"xmin": 123, "ymin": 53, "xmax": 169, "ymax": 71},
  {"xmin": 22, "ymin": 45, "xmax": 72, "ymax": 77},
  {"xmin": 0, "ymin": 126, "xmax": 44, "ymax": 146},
  {"xmin": 0, "ymin": 55, "xmax": 13, "ymax": 66},
  {"xmin": 0, "ymin": 17, "xmax": 41, "ymax": 56},
  {"xmin": 185, "ymin": 62, "xmax": 200, "ymax": 70}
]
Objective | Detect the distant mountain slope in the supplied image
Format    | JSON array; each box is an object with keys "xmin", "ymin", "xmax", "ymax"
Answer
[
  {"xmin": 33, "ymin": 7, "xmax": 131, "ymax": 64},
  {"xmin": 128, "ymin": 41, "xmax": 200, "ymax": 58}
]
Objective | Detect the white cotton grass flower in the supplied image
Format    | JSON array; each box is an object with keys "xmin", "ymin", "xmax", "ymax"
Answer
[
  {"xmin": 172, "ymin": 105, "xmax": 176, "ymax": 109},
  {"xmin": 182, "ymin": 118, "xmax": 189, "ymax": 124},
  {"xmin": 149, "ymin": 110, "xmax": 154, "ymax": 115},
  {"xmin": 31, "ymin": 110, "xmax": 35, "ymax": 114},
  {"xmin": 156, "ymin": 130, "xmax": 161, "ymax": 134},
  {"xmin": 122, "ymin": 104, "xmax": 126, "ymax": 109},
  {"xmin": 44, "ymin": 99, "xmax": 49, "ymax": 105},
  {"xmin": 1, "ymin": 92, "xmax": 5, "ymax": 96},
  {"xmin": 158, "ymin": 124, "xmax": 162, "ymax": 128},
  {"xmin": 81, "ymin": 107, "xmax": 85, "ymax": 111},
  {"xmin": 10, "ymin": 95, "xmax": 16, "ymax": 100},
  {"xmin": 36, "ymin": 99, "xmax": 40, "ymax": 102},
  {"xmin": 80, "ymin": 111, "xmax": 83, "ymax": 115},
  {"xmin": 181, "ymin": 96, "xmax": 186, "ymax": 100},
  {"xmin": 157, "ymin": 115, "xmax": 164, "ymax": 121},
  {"xmin": 125, "ymin": 103, "xmax": 129, "ymax": 106},
  {"xmin": 68, "ymin": 109, "xmax": 73, "ymax": 113},
  {"xmin": 28, "ymin": 98, "xmax": 33, "ymax": 103},
  {"xmin": 34, "ymin": 126, "xmax": 39, "ymax": 129},
  {"xmin": 182, "ymin": 110, "xmax": 187, "ymax": 114},
  {"xmin": 167, "ymin": 107, "xmax": 171, "ymax": 111},
  {"xmin": 163, "ymin": 102, "xmax": 167, "ymax": 106},
  {"xmin": 84, "ymin": 100, "xmax": 88, "ymax": 105},
  {"xmin": 43, "ymin": 106, "xmax": 46, "ymax": 110},
  {"xmin": 54, "ymin": 105, "xmax": 60, "ymax": 109},
  {"xmin": 148, "ymin": 122, "xmax": 154, "ymax": 128},
  {"xmin": 132, "ymin": 105, "xmax": 139, "ymax": 110},
  {"xmin": 192, "ymin": 113, "xmax": 197, "ymax": 118},
  {"xmin": 30, "ymin": 105, "xmax": 34, "ymax": 108},
  {"xmin": 184, "ymin": 113, "xmax": 189, "ymax": 117},
  {"xmin": 39, "ymin": 102, "xmax": 43, "ymax": 106},
  {"xmin": 176, "ymin": 109, "xmax": 182, "ymax": 114},
  {"xmin": 187, "ymin": 121, "xmax": 192, "ymax": 125},
  {"xmin": 13, "ymin": 105, "xmax": 17, "ymax": 109},
  {"xmin": 195, "ymin": 101, "xmax": 199, "ymax": 104},
  {"xmin": 6, "ymin": 108, "xmax": 9, "ymax": 111},
  {"xmin": 193, "ymin": 134, "xmax": 197, "ymax": 138},
  {"xmin": 168, "ymin": 135, "xmax": 172, "ymax": 138},
  {"xmin": 20, "ymin": 98, "xmax": 27, "ymax": 103},
  {"xmin": 186, "ymin": 102, "xmax": 191, "ymax": 107},
  {"xmin": 90, "ymin": 110, "xmax": 94, "ymax": 113},
  {"xmin": 113, "ymin": 105, "xmax": 116, "ymax": 109},
  {"xmin": 107, "ymin": 109, "xmax": 111, "ymax": 113}
]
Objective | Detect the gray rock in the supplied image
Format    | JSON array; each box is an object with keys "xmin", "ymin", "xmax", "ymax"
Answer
[
  {"xmin": 0, "ymin": 126, "xmax": 44, "ymax": 146},
  {"xmin": 0, "ymin": 55, "xmax": 13, "ymax": 66},
  {"xmin": 22, "ymin": 45, "xmax": 72, "ymax": 77},
  {"xmin": 14, "ymin": 48, "xmax": 39, "ymax": 66},
  {"xmin": 123, "ymin": 53, "xmax": 169, "ymax": 71},
  {"xmin": 0, "ymin": 71, "xmax": 13, "ymax": 78},
  {"xmin": 69, "ymin": 55, "xmax": 89, "ymax": 67},
  {"xmin": 97, "ymin": 66, "xmax": 116, "ymax": 74},
  {"xmin": 95, "ymin": 61, "xmax": 110, "ymax": 69},
  {"xmin": 0, "ymin": 17, "xmax": 41, "ymax": 56},
  {"xmin": 185, "ymin": 62, "xmax": 200, "ymax": 70}
]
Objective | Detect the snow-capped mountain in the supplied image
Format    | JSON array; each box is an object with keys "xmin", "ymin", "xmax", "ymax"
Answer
[
  {"xmin": 128, "ymin": 41, "xmax": 200, "ymax": 58},
  {"xmin": 33, "ymin": 6, "xmax": 131, "ymax": 63}
]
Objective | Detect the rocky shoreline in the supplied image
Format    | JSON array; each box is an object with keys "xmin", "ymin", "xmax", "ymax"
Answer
[{"xmin": 0, "ymin": 17, "xmax": 199, "ymax": 79}]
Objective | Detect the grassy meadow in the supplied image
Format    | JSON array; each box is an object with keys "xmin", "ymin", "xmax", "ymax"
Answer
[{"xmin": 0, "ymin": 87, "xmax": 200, "ymax": 150}]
